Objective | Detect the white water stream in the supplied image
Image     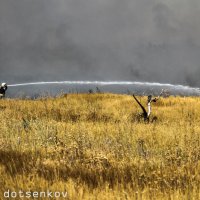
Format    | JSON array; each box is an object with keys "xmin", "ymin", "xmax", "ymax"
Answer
[
  {"xmin": 6, "ymin": 81, "xmax": 200, "ymax": 97},
  {"xmin": 7, "ymin": 81, "xmax": 199, "ymax": 90}
]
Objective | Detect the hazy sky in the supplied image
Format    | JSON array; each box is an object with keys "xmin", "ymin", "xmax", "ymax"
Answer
[{"xmin": 0, "ymin": 0, "xmax": 200, "ymax": 86}]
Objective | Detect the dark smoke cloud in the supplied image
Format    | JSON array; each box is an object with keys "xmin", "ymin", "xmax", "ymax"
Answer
[{"xmin": 0, "ymin": 0, "xmax": 200, "ymax": 86}]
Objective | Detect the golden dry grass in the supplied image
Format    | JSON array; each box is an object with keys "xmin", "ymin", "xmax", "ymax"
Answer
[{"xmin": 0, "ymin": 93, "xmax": 200, "ymax": 199}]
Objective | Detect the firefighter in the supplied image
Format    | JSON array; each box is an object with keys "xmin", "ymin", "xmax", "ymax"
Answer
[{"xmin": 0, "ymin": 83, "xmax": 8, "ymax": 98}]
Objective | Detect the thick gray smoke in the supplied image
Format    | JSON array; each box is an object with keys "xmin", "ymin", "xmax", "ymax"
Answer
[{"xmin": 0, "ymin": 0, "xmax": 200, "ymax": 86}]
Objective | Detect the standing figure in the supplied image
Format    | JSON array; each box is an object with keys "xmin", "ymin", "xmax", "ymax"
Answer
[{"xmin": 0, "ymin": 83, "xmax": 8, "ymax": 98}]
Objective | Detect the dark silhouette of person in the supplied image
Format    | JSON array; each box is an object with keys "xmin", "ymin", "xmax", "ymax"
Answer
[{"xmin": 0, "ymin": 83, "xmax": 8, "ymax": 98}]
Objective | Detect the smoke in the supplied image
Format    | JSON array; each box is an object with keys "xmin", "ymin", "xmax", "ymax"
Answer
[{"xmin": 0, "ymin": 0, "xmax": 200, "ymax": 86}]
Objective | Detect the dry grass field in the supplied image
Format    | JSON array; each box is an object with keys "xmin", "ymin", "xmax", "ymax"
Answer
[{"xmin": 0, "ymin": 93, "xmax": 200, "ymax": 199}]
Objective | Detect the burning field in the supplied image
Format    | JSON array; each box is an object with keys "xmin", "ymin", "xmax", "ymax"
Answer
[{"xmin": 0, "ymin": 93, "xmax": 200, "ymax": 199}]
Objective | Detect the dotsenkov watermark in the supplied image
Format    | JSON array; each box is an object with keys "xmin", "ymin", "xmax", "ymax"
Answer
[{"xmin": 4, "ymin": 190, "xmax": 68, "ymax": 198}]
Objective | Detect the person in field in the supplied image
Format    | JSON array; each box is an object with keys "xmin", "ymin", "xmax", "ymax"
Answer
[{"xmin": 0, "ymin": 83, "xmax": 8, "ymax": 98}]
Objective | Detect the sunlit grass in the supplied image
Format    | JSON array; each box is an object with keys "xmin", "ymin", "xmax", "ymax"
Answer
[{"xmin": 0, "ymin": 93, "xmax": 200, "ymax": 199}]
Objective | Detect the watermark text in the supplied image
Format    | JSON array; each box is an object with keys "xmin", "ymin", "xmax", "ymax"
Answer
[{"xmin": 4, "ymin": 190, "xmax": 68, "ymax": 198}]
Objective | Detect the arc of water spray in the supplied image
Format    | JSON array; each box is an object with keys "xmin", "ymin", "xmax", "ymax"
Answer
[{"xmin": 7, "ymin": 81, "xmax": 200, "ymax": 91}]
